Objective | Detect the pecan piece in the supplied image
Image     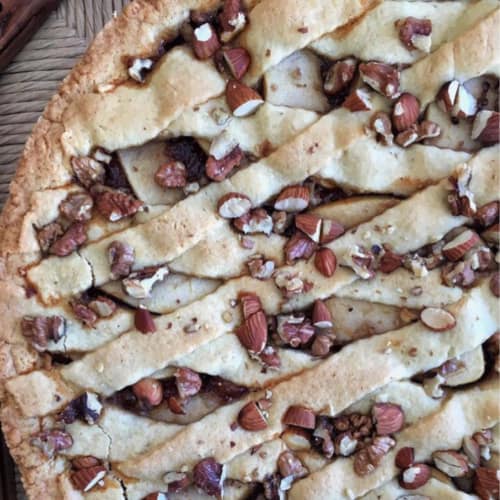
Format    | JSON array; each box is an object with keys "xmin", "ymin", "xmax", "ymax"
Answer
[
  {"xmin": 50, "ymin": 222, "xmax": 87, "ymax": 256},
  {"xmin": 21, "ymin": 315, "xmax": 66, "ymax": 351},
  {"xmin": 206, "ymin": 146, "xmax": 243, "ymax": 181},
  {"xmin": 59, "ymin": 192, "xmax": 94, "ymax": 222},
  {"xmin": 31, "ymin": 429, "xmax": 73, "ymax": 458},
  {"xmin": 155, "ymin": 161, "xmax": 187, "ymax": 188},
  {"xmin": 94, "ymin": 188, "xmax": 143, "ymax": 222},
  {"xmin": 108, "ymin": 241, "xmax": 135, "ymax": 279},
  {"xmin": 71, "ymin": 156, "xmax": 105, "ymax": 188},
  {"xmin": 71, "ymin": 301, "xmax": 98, "ymax": 327},
  {"xmin": 175, "ymin": 367, "xmax": 202, "ymax": 399},
  {"xmin": 165, "ymin": 137, "xmax": 207, "ymax": 182},
  {"xmin": 37, "ymin": 222, "xmax": 64, "ymax": 253}
]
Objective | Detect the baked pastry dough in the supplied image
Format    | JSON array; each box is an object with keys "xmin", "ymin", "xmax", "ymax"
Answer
[{"xmin": 0, "ymin": 0, "xmax": 498, "ymax": 499}]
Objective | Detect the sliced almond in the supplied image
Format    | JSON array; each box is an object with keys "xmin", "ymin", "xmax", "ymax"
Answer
[
  {"xmin": 420, "ymin": 307, "xmax": 456, "ymax": 332},
  {"xmin": 226, "ymin": 80, "xmax": 264, "ymax": 117},
  {"xmin": 274, "ymin": 186, "xmax": 310, "ymax": 212},
  {"xmin": 238, "ymin": 401, "xmax": 268, "ymax": 431},
  {"xmin": 217, "ymin": 192, "xmax": 252, "ymax": 219},
  {"xmin": 442, "ymin": 229, "xmax": 480, "ymax": 262}
]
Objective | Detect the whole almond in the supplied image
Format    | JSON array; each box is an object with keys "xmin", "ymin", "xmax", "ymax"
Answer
[
  {"xmin": 314, "ymin": 248, "xmax": 337, "ymax": 277},
  {"xmin": 392, "ymin": 93, "xmax": 420, "ymax": 132},
  {"xmin": 420, "ymin": 307, "xmax": 456, "ymax": 332},
  {"xmin": 432, "ymin": 450, "xmax": 469, "ymax": 477},
  {"xmin": 135, "ymin": 308, "xmax": 157, "ymax": 334}
]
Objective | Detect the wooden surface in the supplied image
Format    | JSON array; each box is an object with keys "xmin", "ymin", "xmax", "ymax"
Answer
[{"xmin": 0, "ymin": 1, "xmax": 129, "ymax": 497}]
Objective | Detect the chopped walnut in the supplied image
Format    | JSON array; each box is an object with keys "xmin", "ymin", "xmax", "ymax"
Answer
[
  {"xmin": 71, "ymin": 301, "xmax": 98, "ymax": 327},
  {"xmin": 155, "ymin": 161, "xmax": 188, "ymax": 188},
  {"xmin": 71, "ymin": 156, "xmax": 105, "ymax": 188},
  {"xmin": 21, "ymin": 315, "xmax": 66, "ymax": 351},
  {"xmin": 108, "ymin": 241, "xmax": 135, "ymax": 280},
  {"xmin": 50, "ymin": 222, "xmax": 87, "ymax": 257}
]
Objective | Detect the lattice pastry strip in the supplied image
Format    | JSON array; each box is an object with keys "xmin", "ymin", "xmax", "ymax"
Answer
[
  {"xmin": 310, "ymin": 0, "xmax": 499, "ymax": 65},
  {"xmin": 116, "ymin": 281, "xmax": 497, "ymax": 480}
]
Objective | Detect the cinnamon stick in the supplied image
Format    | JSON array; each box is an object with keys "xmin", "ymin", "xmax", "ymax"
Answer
[{"xmin": 0, "ymin": 0, "xmax": 61, "ymax": 71}]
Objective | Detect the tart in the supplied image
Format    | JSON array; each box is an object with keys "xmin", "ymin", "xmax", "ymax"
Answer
[{"xmin": 0, "ymin": 0, "xmax": 499, "ymax": 499}]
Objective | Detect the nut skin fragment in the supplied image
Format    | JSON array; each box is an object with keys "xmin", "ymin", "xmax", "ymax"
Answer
[
  {"xmin": 396, "ymin": 17, "xmax": 432, "ymax": 50},
  {"xmin": 31, "ymin": 429, "xmax": 73, "ymax": 458}
]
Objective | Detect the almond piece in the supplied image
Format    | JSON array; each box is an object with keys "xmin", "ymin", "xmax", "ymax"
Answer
[
  {"xmin": 343, "ymin": 88, "xmax": 372, "ymax": 112},
  {"xmin": 437, "ymin": 80, "xmax": 460, "ymax": 113},
  {"xmin": 192, "ymin": 23, "xmax": 220, "ymax": 60},
  {"xmin": 372, "ymin": 403, "xmax": 405, "ymax": 435},
  {"xmin": 226, "ymin": 80, "xmax": 264, "ymax": 117},
  {"xmin": 217, "ymin": 192, "xmax": 252, "ymax": 218},
  {"xmin": 144, "ymin": 493, "xmax": 168, "ymax": 500},
  {"xmin": 320, "ymin": 219, "xmax": 345, "ymax": 244},
  {"xmin": 359, "ymin": 62, "xmax": 400, "ymax": 98},
  {"xmin": 370, "ymin": 111, "xmax": 394, "ymax": 145},
  {"xmin": 442, "ymin": 229, "xmax": 480, "ymax": 261},
  {"xmin": 236, "ymin": 312, "xmax": 267, "ymax": 354},
  {"xmin": 175, "ymin": 367, "xmax": 202, "ymax": 399},
  {"xmin": 278, "ymin": 451, "xmax": 308, "ymax": 479},
  {"xmin": 473, "ymin": 467, "xmax": 500, "ymax": 499},
  {"xmin": 399, "ymin": 464, "xmax": 431, "ymax": 490},
  {"xmin": 379, "ymin": 249, "xmax": 404, "ymax": 273},
  {"xmin": 472, "ymin": 110, "xmax": 499, "ymax": 145},
  {"xmin": 72, "ymin": 456, "xmax": 102, "ymax": 470},
  {"xmin": 219, "ymin": 0, "xmax": 246, "ymax": 42},
  {"xmin": 418, "ymin": 120, "xmax": 441, "ymax": 140},
  {"xmin": 324, "ymin": 58, "xmax": 357, "ymax": 95},
  {"xmin": 223, "ymin": 47, "xmax": 250, "ymax": 80},
  {"xmin": 135, "ymin": 308, "xmax": 157, "ymax": 334},
  {"xmin": 452, "ymin": 85, "xmax": 477, "ymax": 119},
  {"xmin": 420, "ymin": 307, "xmax": 456, "ymax": 332},
  {"xmin": 395, "ymin": 126, "xmax": 419, "ymax": 148},
  {"xmin": 395, "ymin": 447, "xmax": 415, "ymax": 469},
  {"xmin": 283, "ymin": 406, "xmax": 316, "ymax": 429},
  {"xmin": 392, "ymin": 93, "xmax": 420, "ymax": 132},
  {"xmin": 314, "ymin": 248, "xmax": 337, "ymax": 277},
  {"xmin": 312, "ymin": 299, "xmax": 333, "ymax": 328},
  {"xmin": 234, "ymin": 208, "xmax": 273, "ymax": 235},
  {"xmin": 238, "ymin": 401, "xmax": 268, "ymax": 431},
  {"xmin": 295, "ymin": 213, "xmax": 322, "ymax": 242},
  {"xmin": 311, "ymin": 334, "xmax": 333, "ymax": 357},
  {"xmin": 285, "ymin": 232, "xmax": 317, "ymax": 263},
  {"xmin": 71, "ymin": 465, "xmax": 107, "ymax": 492},
  {"xmin": 133, "ymin": 378, "xmax": 163, "ymax": 406},
  {"xmin": 396, "ymin": 17, "xmax": 432, "ymax": 51},
  {"xmin": 128, "ymin": 58, "xmax": 153, "ymax": 83},
  {"xmin": 206, "ymin": 146, "xmax": 244, "ymax": 181},
  {"xmin": 240, "ymin": 292, "xmax": 263, "ymax": 319},
  {"xmin": 475, "ymin": 201, "xmax": 499, "ymax": 228},
  {"xmin": 432, "ymin": 450, "xmax": 469, "ymax": 477},
  {"xmin": 275, "ymin": 186, "xmax": 310, "ymax": 212}
]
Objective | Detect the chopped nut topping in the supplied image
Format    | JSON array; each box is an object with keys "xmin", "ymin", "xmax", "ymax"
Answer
[
  {"xmin": 219, "ymin": 0, "xmax": 246, "ymax": 41},
  {"xmin": 274, "ymin": 185, "xmax": 310, "ymax": 212},
  {"xmin": 277, "ymin": 315, "xmax": 315, "ymax": 347},
  {"xmin": 165, "ymin": 137, "xmax": 207, "ymax": 182},
  {"xmin": 370, "ymin": 111, "xmax": 394, "ymax": 145},
  {"xmin": 59, "ymin": 392, "xmax": 102, "ymax": 425},
  {"xmin": 314, "ymin": 248, "xmax": 337, "ymax": 277},
  {"xmin": 346, "ymin": 246, "xmax": 376, "ymax": 279},
  {"xmin": 283, "ymin": 405, "xmax": 316, "ymax": 429},
  {"xmin": 353, "ymin": 436, "xmax": 396, "ymax": 476},
  {"xmin": 392, "ymin": 93, "xmax": 420, "ymax": 132},
  {"xmin": 223, "ymin": 47, "xmax": 251, "ymax": 80},
  {"xmin": 108, "ymin": 240, "xmax": 135, "ymax": 280},
  {"xmin": 206, "ymin": 146, "xmax": 244, "ymax": 181},
  {"xmin": 135, "ymin": 308, "xmax": 157, "ymax": 334},
  {"xmin": 192, "ymin": 23, "xmax": 220, "ymax": 60},
  {"xmin": 285, "ymin": 231, "xmax": 317, "ymax": 263},
  {"xmin": 71, "ymin": 465, "xmax": 107, "ymax": 492},
  {"xmin": 71, "ymin": 301, "xmax": 98, "ymax": 327},
  {"xmin": 133, "ymin": 378, "xmax": 163, "ymax": 406},
  {"xmin": 448, "ymin": 164, "xmax": 476, "ymax": 217},
  {"xmin": 217, "ymin": 192, "xmax": 252, "ymax": 218},
  {"xmin": 359, "ymin": 62, "xmax": 400, "ymax": 98},
  {"xmin": 238, "ymin": 401, "xmax": 268, "ymax": 431},
  {"xmin": 372, "ymin": 403, "xmax": 404, "ymax": 435},
  {"xmin": 399, "ymin": 463, "xmax": 431, "ymax": 489},
  {"xmin": 247, "ymin": 257, "xmax": 275, "ymax": 280},
  {"xmin": 72, "ymin": 456, "xmax": 102, "ymax": 470},
  {"xmin": 37, "ymin": 222, "xmax": 64, "ymax": 253},
  {"xmin": 88, "ymin": 296, "xmax": 117, "ymax": 318},
  {"xmin": 324, "ymin": 58, "xmax": 357, "ymax": 95},
  {"xmin": 278, "ymin": 451, "xmax": 308, "ymax": 479},
  {"xmin": 234, "ymin": 208, "xmax": 273, "ymax": 235},
  {"xmin": 432, "ymin": 450, "xmax": 469, "ymax": 477},
  {"xmin": 225, "ymin": 80, "xmax": 264, "ymax": 117}
]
